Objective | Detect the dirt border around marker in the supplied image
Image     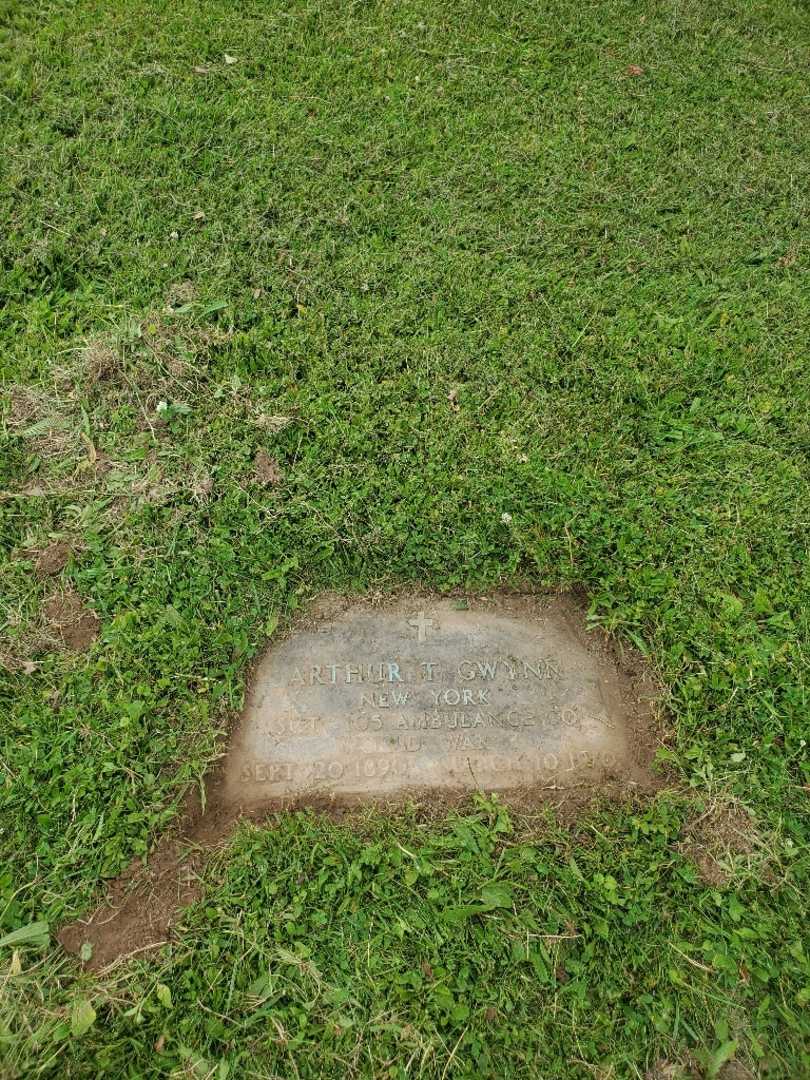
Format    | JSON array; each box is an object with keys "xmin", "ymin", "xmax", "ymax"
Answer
[{"xmin": 58, "ymin": 588, "xmax": 673, "ymax": 971}]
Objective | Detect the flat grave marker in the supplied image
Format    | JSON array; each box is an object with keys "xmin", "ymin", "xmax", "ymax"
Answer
[{"xmin": 223, "ymin": 595, "xmax": 654, "ymax": 807}]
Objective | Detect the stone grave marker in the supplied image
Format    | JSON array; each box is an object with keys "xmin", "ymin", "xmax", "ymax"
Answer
[{"xmin": 223, "ymin": 596, "xmax": 653, "ymax": 807}]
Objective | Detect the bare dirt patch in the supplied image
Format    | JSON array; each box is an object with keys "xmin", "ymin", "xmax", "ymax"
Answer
[
  {"xmin": 58, "ymin": 589, "xmax": 668, "ymax": 971},
  {"xmin": 253, "ymin": 448, "xmax": 283, "ymax": 487},
  {"xmin": 44, "ymin": 590, "xmax": 100, "ymax": 652},
  {"xmin": 57, "ymin": 778, "xmax": 242, "ymax": 972},
  {"xmin": 677, "ymin": 801, "xmax": 759, "ymax": 887},
  {"xmin": 1, "ymin": 580, "xmax": 97, "ymax": 671},
  {"xmin": 34, "ymin": 540, "xmax": 72, "ymax": 578}
]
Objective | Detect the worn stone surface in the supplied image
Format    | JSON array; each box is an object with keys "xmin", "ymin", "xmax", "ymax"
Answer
[{"xmin": 223, "ymin": 595, "xmax": 653, "ymax": 807}]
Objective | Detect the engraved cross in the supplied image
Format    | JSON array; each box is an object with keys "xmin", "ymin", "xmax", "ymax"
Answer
[{"xmin": 408, "ymin": 610, "xmax": 436, "ymax": 643}]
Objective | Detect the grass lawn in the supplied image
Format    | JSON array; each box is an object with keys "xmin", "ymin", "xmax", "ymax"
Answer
[{"xmin": 1, "ymin": 0, "xmax": 809, "ymax": 1075}]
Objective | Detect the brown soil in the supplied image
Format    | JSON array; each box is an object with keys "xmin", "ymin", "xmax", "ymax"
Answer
[
  {"xmin": 677, "ymin": 802, "xmax": 758, "ymax": 887},
  {"xmin": 58, "ymin": 783, "xmax": 233, "ymax": 972},
  {"xmin": 44, "ymin": 590, "xmax": 100, "ymax": 651},
  {"xmin": 34, "ymin": 540, "xmax": 71, "ymax": 578},
  {"xmin": 253, "ymin": 449, "xmax": 283, "ymax": 487},
  {"xmin": 58, "ymin": 588, "xmax": 671, "ymax": 971}
]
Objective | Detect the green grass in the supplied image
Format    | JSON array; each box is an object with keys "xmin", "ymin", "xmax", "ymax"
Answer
[{"xmin": 1, "ymin": 0, "xmax": 808, "ymax": 1075}]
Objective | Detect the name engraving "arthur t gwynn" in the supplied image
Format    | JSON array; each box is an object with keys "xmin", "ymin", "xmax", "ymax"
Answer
[
  {"xmin": 288, "ymin": 656, "xmax": 561, "ymax": 686},
  {"xmin": 224, "ymin": 599, "xmax": 633, "ymax": 804}
]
